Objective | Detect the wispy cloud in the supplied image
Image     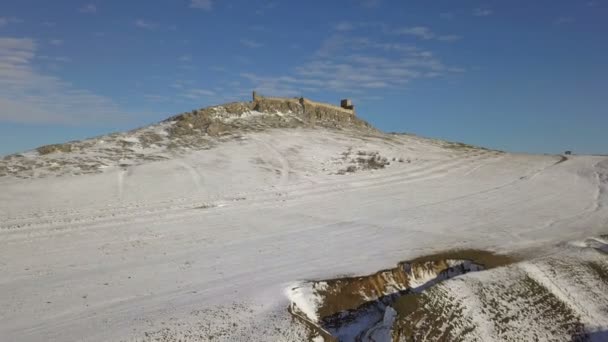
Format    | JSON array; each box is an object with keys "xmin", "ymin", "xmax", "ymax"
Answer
[
  {"xmin": 359, "ymin": 0, "xmax": 381, "ymax": 8},
  {"xmin": 334, "ymin": 21, "xmax": 355, "ymax": 31},
  {"xmin": 437, "ymin": 34, "xmax": 461, "ymax": 42},
  {"xmin": 331, "ymin": 22, "xmax": 461, "ymax": 42},
  {"xmin": 37, "ymin": 55, "xmax": 71, "ymax": 63},
  {"xmin": 143, "ymin": 94, "xmax": 170, "ymax": 102},
  {"xmin": 239, "ymin": 30, "xmax": 464, "ymax": 97},
  {"xmin": 555, "ymin": 17, "xmax": 575, "ymax": 25},
  {"xmin": 240, "ymin": 39, "xmax": 263, "ymax": 48},
  {"xmin": 178, "ymin": 54, "xmax": 192, "ymax": 62},
  {"xmin": 0, "ymin": 17, "xmax": 22, "ymax": 27},
  {"xmin": 392, "ymin": 26, "xmax": 461, "ymax": 42},
  {"xmin": 190, "ymin": 0, "xmax": 213, "ymax": 10},
  {"xmin": 49, "ymin": 39, "xmax": 63, "ymax": 46},
  {"xmin": 473, "ymin": 8, "xmax": 493, "ymax": 16},
  {"xmin": 439, "ymin": 12, "xmax": 454, "ymax": 19},
  {"xmin": 135, "ymin": 19, "xmax": 157, "ymax": 30},
  {"xmin": 79, "ymin": 4, "xmax": 97, "ymax": 13},
  {"xmin": 0, "ymin": 37, "xmax": 133, "ymax": 124},
  {"xmin": 170, "ymin": 80, "xmax": 194, "ymax": 89},
  {"xmin": 255, "ymin": 2, "xmax": 278, "ymax": 15},
  {"xmin": 181, "ymin": 88, "xmax": 216, "ymax": 100},
  {"xmin": 393, "ymin": 26, "xmax": 435, "ymax": 40}
]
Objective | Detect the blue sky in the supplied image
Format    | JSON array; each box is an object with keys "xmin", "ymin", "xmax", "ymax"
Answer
[{"xmin": 0, "ymin": 0, "xmax": 606, "ymax": 156}]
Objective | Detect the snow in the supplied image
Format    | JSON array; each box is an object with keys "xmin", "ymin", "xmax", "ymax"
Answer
[
  {"xmin": 361, "ymin": 306, "xmax": 397, "ymax": 342},
  {"xmin": 285, "ymin": 281, "xmax": 328, "ymax": 323},
  {"xmin": 0, "ymin": 127, "xmax": 607, "ymax": 341}
]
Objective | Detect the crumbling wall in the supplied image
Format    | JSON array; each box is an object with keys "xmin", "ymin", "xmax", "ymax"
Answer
[
  {"xmin": 301, "ymin": 98, "xmax": 354, "ymax": 116},
  {"xmin": 251, "ymin": 96, "xmax": 303, "ymax": 114},
  {"xmin": 250, "ymin": 94, "xmax": 362, "ymax": 129},
  {"xmin": 164, "ymin": 93, "xmax": 374, "ymax": 142}
]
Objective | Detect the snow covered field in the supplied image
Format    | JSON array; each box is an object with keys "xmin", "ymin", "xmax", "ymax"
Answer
[{"xmin": 1, "ymin": 115, "xmax": 608, "ymax": 341}]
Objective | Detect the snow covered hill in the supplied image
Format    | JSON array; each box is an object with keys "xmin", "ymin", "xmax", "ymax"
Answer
[{"xmin": 1, "ymin": 96, "xmax": 607, "ymax": 341}]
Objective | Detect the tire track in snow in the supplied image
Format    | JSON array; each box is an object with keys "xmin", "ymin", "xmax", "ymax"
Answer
[
  {"xmin": 254, "ymin": 138, "xmax": 290, "ymax": 186},
  {"xmin": 175, "ymin": 160, "xmax": 203, "ymax": 191},
  {"xmin": 513, "ymin": 158, "xmax": 608, "ymax": 241},
  {"xmin": 0, "ymin": 152, "xmax": 553, "ymax": 237},
  {"xmin": 0, "ymin": 155, "xmax": 488, "ymax": 236},
  {"xmin": 0, "ymin": 153, "xmax": 506, "ymax": 234},
  {"xmin": 0, "ymin": 146, "xmax": 498, "ymax": 228},
  {"xmin": 117, "ymin": 169, "xmax": 126, "ymax": 199}
]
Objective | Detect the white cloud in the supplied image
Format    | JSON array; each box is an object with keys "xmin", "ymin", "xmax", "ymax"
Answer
[
  {"xmin": 254, "ymin": 2, "xmax": 278, "ymax": 15},
  {"xmin": 473, "ymin": 8, "xmax": 493, "ymax": 16},
  {"xmin": 437, "ymin": 34, "xmax": 462, "ymax": 42},
  {"xmin": 135, "ymin": 19, "xmax": 157, "ymax": 30},
  {"xmin": 190, "ymin": 0, "xmax": 213, "ymax": 10},
  {"xmin": 240, "ymin": 39, "xmax": 263, "ymax": 48},
  {"xmin": 143, "ymin": 94, "xmax": 169, "ymax": 102},
  {"xmin": 359, "ymin": 0, "xmax": 381, "ymax": 8},
  {"xmin": 239, "ymin": 31, "xmax": 463, "ymax": 96},
  {"xmin": 37, "ymin": 55, "xmax": 71, "ymax": 63},
  {"xmin": 439, "ymin": 12, "xmax": 454, "ymax": 19},
  {"xmin": 178, "ymin": 54, "xmax": 192, "ymax": 62},
  {"xmin": 389, "ymin": 26, "xmax": 461, "ymax": 42},
  {"xmin": 334, "ymin": 21, "xmax": 354, "ymax": 31},
  {"xmin": 181, "ymin": 88, "xmax": 216, "ymax": 100},
  {"xmin": 0, "ymin": 17, "xmax": 22, "ymax": 27},
  {"xmin": 49, "ymin": 39, "xmax": 63, "ymax": 46},
  {"xmin": 79, "ymin": 4, "xmax": 97, "ymax": 13},
  {"xmin": 393, "ymin": 26, "xmax": 435, "ymax": 40},
  {"xmin": 0, "ymin": 37, "xmax": 133, "ymax": 124}
]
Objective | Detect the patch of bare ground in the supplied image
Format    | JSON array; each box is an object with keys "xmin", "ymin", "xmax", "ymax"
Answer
[
  {"xmin": 475, "ymin": 272, "xmax": 585, "ymax": 341},
  {"xmin": 336, "ymin": 150, "xmax": 392, "ymax": 174},
  {"xmin": 392, "ymin": 285, "xmax": 476, "ymax": 341},
  {"xmin": 393, "ymin": 266, "xmax": 587, "ymax": 341},
  {"xmin": 406, "ymin": 249, "xmax": 516, "ymax": 268}
]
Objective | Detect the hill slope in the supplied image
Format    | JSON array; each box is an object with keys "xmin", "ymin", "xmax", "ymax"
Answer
[{"xmin": 1, "ymin": 97, "xmax": 607, "ymax": 341}]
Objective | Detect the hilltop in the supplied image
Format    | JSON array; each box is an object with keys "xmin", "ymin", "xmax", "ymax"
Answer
[
  {"xmin": 0, "ymin": 93, "xmax": 379, "ymax": 179},
  {"xmin": 1, "ymin": 93, "xmax": 607, "ymax": 341}
]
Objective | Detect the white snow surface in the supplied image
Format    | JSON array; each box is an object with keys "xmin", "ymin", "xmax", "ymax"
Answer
[
  {"xmin": 1, "ymin": 127, "xmax": 607, "ymax": 341},
  {"xmin": 286, "ymin": 281, "xmax": 329, "ymax": 323}
]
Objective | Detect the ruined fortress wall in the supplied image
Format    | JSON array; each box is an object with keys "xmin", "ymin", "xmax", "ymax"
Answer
[
  {"xmin": 300, "ymin": 98, "xmax": 354, "ymax": 115},
  {"xmin": 251, "ymin": 96, "xmax": 303, "ymax": 114},
  {"xmin": 249, "ymin": 94, "xmax": 365, "ymax": 129},
  {"xmin": 252, "ymin": 95, "xmax": 354, "ymax": 115}
]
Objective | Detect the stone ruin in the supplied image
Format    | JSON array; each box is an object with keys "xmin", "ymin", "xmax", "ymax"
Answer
[
  {"xmin": 340, "ymin": 99, "xmax": 354, "ymax": 110},
  {"xmin": 252, "ymin": 91, "xmax": 355, "ymax": 115}
]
